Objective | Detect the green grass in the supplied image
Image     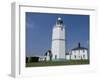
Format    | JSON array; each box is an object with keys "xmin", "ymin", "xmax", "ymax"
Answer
[{"xmin": 26, "ymin": 60, "xmax": 89, "ymax": 67}]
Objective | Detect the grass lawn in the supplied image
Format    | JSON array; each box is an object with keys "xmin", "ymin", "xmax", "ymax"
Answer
[{"xmin": 26, "ymin": 60, "xmax": 89, "ymax": 67}]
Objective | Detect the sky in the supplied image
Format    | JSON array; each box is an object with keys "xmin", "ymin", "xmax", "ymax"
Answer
[{"xmin": 26, "ymin": 12, "xmax": 89, "ymax": 57}]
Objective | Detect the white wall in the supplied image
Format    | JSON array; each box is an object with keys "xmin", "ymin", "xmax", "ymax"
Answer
[
  {"xmin": 71, "ymin": 50, "xmax": 88, "ymax": 60},
  {"xmin": 65, "ymin": 55, "xmax": 70, "ymax": 60},
  {"xmin": 0, "ymin": 0, "xmax": 100, "ymax": 80},
  {"xmin": 52, "ymin": 23, "xmax": 65, "ymax": 59}
]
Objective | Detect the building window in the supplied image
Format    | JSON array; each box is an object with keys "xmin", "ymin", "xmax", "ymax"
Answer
[
  {"xmin": 79, "ymin": 50, "xmax": 80, "ymax": 53},
  {"xmin": 83, "ymin": 50, "xmax": 85, "ymax": 53},
  {"xmin": 74, "ymin": 51, "xmax": 76, "ymax": 53},
  {"xmin": 55, "ymin": 55, "xmax": 57, "ymax": 59},
  {"xmin": 61, "ymin": 27, "xmax": 63, "ymax": 30},
  {"xmin": 83, "ymin": 55, "xmax": 85, "ymax": 58},
  {"xmin": 74, "ymin": 55, "xmax": 76, "ymax": 59}
]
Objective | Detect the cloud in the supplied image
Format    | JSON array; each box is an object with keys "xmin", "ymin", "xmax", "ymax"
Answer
[
  {"xmin": 86, "ymin": 40, "xmax": 89, "ymax": 44},
  {"xmin": 26, "ymin": 22, "xmax": 35, "ymax": 29},
  {"xmin": 81, "ymin": 40, "xmax": 89, "ymax": 48},
  {"xmin": 26, "ymin": 21, "xmax": 40, "ymax": 31}
]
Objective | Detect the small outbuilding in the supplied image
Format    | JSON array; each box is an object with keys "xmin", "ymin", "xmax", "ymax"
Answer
[{"xmin": 44, "ymin": 50, "xmax": 52, "ymax": 61}]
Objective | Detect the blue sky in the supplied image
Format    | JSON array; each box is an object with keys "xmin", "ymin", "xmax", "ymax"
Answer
[{"xmin": 26, "ymin": 12, "xmax": 89, "ymax": 57}]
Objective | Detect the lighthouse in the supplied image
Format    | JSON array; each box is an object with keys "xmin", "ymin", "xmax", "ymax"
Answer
[{"xmin": 51, "ymin": 17, "xmax": 66, "ymax": 60}]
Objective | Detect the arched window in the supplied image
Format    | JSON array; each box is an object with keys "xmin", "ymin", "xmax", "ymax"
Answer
[
  {"xmin": 83, "ymin": 50, "xmax": 85, "ymax": 53},
  {"xmin": 83, "ymin": 55, "xmax": 85, "ymax": 58},
  {"xmin": 55, "ymin": 55, "xmax": 57, "ymax": 59},
  {"xmin": 74, "ymin": 55, "xmax": 76, "ymax": 59},
  {"xmin": 74, "ymin": 51, "xmax": 76, "ymax": 53},
  {"xmin": 79, "ymin": 50, "xmax": 80, "ymax": 53}
]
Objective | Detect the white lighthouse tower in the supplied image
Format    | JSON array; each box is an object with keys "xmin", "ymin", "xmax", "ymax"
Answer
[{"xmin": 51, "ymin": 17, "xmax": 66, "ymax": 60}]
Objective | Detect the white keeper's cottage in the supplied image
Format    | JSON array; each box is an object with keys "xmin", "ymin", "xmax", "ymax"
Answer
[
  {"xmin": 70, "ymin": 43, "xmax": 88, "ymax": 60},
  {"xmin": 65, "ymin": 43, "xmax": 88, "ymax": 60}
]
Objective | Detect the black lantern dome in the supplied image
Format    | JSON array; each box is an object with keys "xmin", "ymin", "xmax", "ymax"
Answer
[{"xmin": 56, "ymin": 17, "xmax": 63, "ymax": 25}]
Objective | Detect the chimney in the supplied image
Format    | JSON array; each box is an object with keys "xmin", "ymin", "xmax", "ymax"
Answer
[{"xmin": 78, "ymin": 43, "xmax": 80, "ymax": 48}]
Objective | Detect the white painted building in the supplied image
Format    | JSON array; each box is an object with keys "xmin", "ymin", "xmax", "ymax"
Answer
[
  {"xmin": 44, "ymin": 50, "xmax": 52, "ymax": 61},
  {"xmin": 39, "ymin": 56, "xmax": 45, "ymax": 61},
  {"xmin": 51, "ymin": 17, "xmax": 66, "ymax": 60},
  {"xmin": 65, "ymin": 53, "xmax": 70, "ymax": 60},
  {"xmin": 66, "ymin": 43, "xmax": 88, "ymax": 60}
]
